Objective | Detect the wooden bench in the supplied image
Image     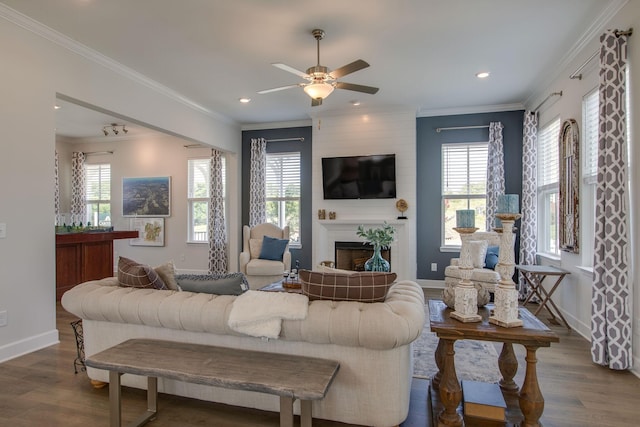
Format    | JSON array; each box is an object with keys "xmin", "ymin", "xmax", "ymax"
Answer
[{"xmin": 84, "ymin": 338, "xmax": 340, "ymax": 427}]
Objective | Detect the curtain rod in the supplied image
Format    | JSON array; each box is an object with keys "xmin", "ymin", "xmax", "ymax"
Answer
[
  {"xmin": 83, "ymin": 150, "xmax": 113, "ymax": 155},
  {"xmin": 532, "ymin": 91, "xmax": 563, "ymax": 113},
  {"xmin": 569, "ymin": 28, "xmax": 632, "ymax": 80},
  {"xmin": 265, "ymin": 137, "xmax": 305, "ymax": 142},
  {"xmin": 435, "ymin": 125, "xmax": 489, "ymax": 133},
  {"xmin": 569, "ymin": 51, "xmax": 598, "ymax": 80}
]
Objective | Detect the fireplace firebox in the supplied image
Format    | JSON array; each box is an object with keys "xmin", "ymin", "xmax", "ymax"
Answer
[{"xmin": 334, "ymin": 241, "xmax": 391, "ymax": 271}]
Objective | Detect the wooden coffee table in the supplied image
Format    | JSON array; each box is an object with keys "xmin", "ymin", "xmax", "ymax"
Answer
[{"xmin": 428, "ymin": 299, "xmax": 559, "ymax": 427}]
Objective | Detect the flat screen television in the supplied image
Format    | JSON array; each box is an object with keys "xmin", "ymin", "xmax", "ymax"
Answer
[{"xmin": 321, "ymin": 154, "xmax": 396, "ymax": 199}]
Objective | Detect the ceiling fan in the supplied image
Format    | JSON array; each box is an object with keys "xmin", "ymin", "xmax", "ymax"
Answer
[{"xmin": 258, "ymin": 29, "xmax": 379, "ymax": 106}]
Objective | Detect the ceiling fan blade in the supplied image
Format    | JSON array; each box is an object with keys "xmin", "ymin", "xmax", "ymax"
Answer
[
  {"xmin": 257, "ymin": 84, "xmax": 301, "ymax": 94},
  {"xmin": 272, "ymin": 63, "xmax": 309, "ymax": 78},
  {"xmin": 330, "ymin": 59, "xmax": 370, "ymax": 79},
  {"xmin": 311, "ymin": 98, "xmax": 323, "ymax": 107},
  {"xmin": 335, "ymin": 81, "xmax": 379, "ymax": 94}
]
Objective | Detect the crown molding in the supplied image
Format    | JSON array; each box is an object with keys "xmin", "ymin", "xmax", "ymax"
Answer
[
  {"xmin": 241, "ymin": 119, "xmax": 312, "ymax": 131},
  {"xmin": 524, "ymin": 0, "xmax": 629, "ymax": 109},
  {"xmin": 0, "ymin": 3, "xmax": 236, "ymax": 125},
  {"xmin": 417, "ymin": 103, "xmax": 524, "ymax": 118}
]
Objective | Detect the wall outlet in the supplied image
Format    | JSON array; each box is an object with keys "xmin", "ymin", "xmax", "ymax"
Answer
[
  {"xmin": 0, "ymin": 310, "xmax": 7, "ymax": 327},
  {"xmin": 431, "ymin": 262, "xmax": 437, "ymax": 272},
  {"xmin": 180, "ymin": 254, "xmax": 186, "ymax": 262},
  {"xmin": 0, "ymin": 223, "xmax": 6, "ymax": 239}
]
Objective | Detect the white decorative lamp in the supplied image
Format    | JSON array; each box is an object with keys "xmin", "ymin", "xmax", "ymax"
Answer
[
  {"xmin": 450, "ymin": 210, "xmax": 482, "ymax": 323},
  {"xmin": 489, "ymin": 194, "xmax": 523, "ymax": 328}
]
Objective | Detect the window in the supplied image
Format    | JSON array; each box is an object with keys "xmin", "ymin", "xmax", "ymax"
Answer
[
  {"xmin": 266, "ymin": 152, "xmax": 301, "ymax": 247},
  {"xmin": 441, "ymin": 143, "xmax": 488, "ymax": 247},
  {"xmin": 187, "ymin": 157, "xmax": 226, "ymax": 243},
  {"xmin": 537, "ymin": 118, "xmax": 561, "ymax": 255},
  {"xmin": 85, "ymin": 163, "xmax": 111, "ymax": 226}
]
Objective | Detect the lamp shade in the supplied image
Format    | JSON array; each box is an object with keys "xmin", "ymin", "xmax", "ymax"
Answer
[{"xmin": 304, "ymin": 82, "xmax": 334, "ymax": 99}]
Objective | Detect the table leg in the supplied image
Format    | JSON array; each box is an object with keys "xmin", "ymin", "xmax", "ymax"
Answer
[
  {"xmin": 432, "ymin": 338, "xmax": 445, "ymax": 390},
  {"xmin": 437, "ymin": 338, "xmax": 462, "ymax": 427},
  {"xmin": 109, "ymin": 371, "xmax": 122, "ymax": 427},
  {"xmin": 300, "ymin": 400, "xmax": 312, "ymax": 427},
  {"xmin": 498, "ymin": 343, "xmax": 519, "ymax": 393},
  {"xmin": 521, "ymin": 273, "xmax": 543, "ymax": 305},
  {"xmin": 519, "ymin": 346, "xmax": 544, "ymax": 427},
  {"xmin": 280, "ymin": 396, "xmax": 294, "ymax": 427},
  {"xmin": 535, "ymin": 275, "xmax": 571, "ymax": 330}
]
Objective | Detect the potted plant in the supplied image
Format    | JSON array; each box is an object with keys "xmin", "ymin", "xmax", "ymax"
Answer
[{"xmin": 356, "ymin": 222, "xmax": 396, "ymax": 272}]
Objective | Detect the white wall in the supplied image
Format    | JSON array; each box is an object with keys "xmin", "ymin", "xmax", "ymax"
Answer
[
  {"xmin": 0, "ymin": 15, "xmax": 240, "ymax": 362},
  {"xmin": 530, "ymin": 1, "xmax": 639, "ymax": 376},
  {"xmin": 310, "ymin": 106, "xmax": 417, "ymax": 280}
]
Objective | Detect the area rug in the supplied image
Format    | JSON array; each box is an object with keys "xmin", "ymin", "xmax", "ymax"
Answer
[{"xmin": 413, "ymin": 304, "xmax": 501, "ymax": 383}]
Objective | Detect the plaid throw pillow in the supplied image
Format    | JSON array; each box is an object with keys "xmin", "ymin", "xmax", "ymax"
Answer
[
  {"xmin": 299, "ymin": 269, "xmax": 397, "ymax": 303},
  {"xmin": 117, "ymin": 257, "xmax": 167, "ymax": 290}
]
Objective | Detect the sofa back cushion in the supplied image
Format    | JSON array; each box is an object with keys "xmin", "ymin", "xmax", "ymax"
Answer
[
  {"xmin": 117, "ymin": 257, "xmax": 167, "ymax": 290},
  {"xmin": 299, "ymin": 269, "xmax": 397, "ymax": 302}
]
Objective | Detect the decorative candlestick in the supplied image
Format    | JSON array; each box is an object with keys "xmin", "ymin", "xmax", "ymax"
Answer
[
  {"xmin": 489, "ymin": 213, "xmax": 523, "ymax": 328},
  {"xmin": 448, "ymin": 226, "xmax": 482, "ymax": 322}
]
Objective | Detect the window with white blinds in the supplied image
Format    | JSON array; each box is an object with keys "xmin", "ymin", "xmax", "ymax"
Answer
[
  {"xmin": 187, "ymin": 157, "xmax": 226, "ymax": 243},
  {"xmin": 537, "ymin": 118, "xmax": 561, "ymax": 255},
  {"xmin": 266, "ymin": 152, "xmax": 301, "ymax": 246},
  {"xmin": 537, "ymin": 118, "xmax": 561, "ymax": 188},
  {"xmin": 583, "ymin": 89, "xmax": 599, "ymax": 183},
  {"xmin": 85, "ymin": 163, "xmax": 111, "ymax": 226},
  {"xmin": 441, "ymin": 142, "xmax": 488, "ymax": 246}
]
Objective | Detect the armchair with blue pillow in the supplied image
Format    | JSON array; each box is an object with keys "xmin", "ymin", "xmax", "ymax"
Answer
[
  {"xmin": 444, "ymin": 231, "xmax": 504, "ymax": 306},
  {"xmin": 239, "ymin": 223, "xmax": 291, "ymax": 289}
]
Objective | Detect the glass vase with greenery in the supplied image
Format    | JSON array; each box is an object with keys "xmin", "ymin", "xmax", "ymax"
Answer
[{"xmin": 356, "ymin": 222, "xmax": 396, "ymax": 272}]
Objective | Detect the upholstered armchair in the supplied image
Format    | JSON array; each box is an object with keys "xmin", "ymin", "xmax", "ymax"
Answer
[
  {"xmin": 239, "ymin": 223, "xmax": 291, "ymax": 289},
  {"xmin": 444, "ymin": 231, "xmax": 502, "ymax": 296}
]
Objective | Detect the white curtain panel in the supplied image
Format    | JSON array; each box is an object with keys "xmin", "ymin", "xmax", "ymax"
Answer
[
  {"xmin": 519, "ymin": 111, "xmax": 538, "ymax": 300},
  {"xmin": 591, "ymin": 29, "xmax": 632, "ymax": 370},
  {"xmin": 485, "ymin": 121, "xmax": 505, "ymax": 231},
  {"xmin": 70, "ymin": 151, "xmax": 86, "ymax": 225},
  {"xmin": 208, "ymin": 149, "xmax": 228, "ymax": 274},
  {"xmin": 54, "ymin": 150, "xmax": 60, "ymax": 225},
  {"xmin": 249, "ymin": 138, "xmax": 267, "ymax": 227}
]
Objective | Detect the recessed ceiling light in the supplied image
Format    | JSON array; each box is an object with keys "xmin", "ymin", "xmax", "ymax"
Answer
[
  {"xmin": 476, "ymin": 72, "xmax": 490, "ymax": 79},
  {"xmin": 350, "ymin": 100, "xmax": 361, "ymax": 106},
  {"xmin": 54, "ymin": 104, "xmax": 61, "ymax": 110},
  {"xmin": 239, "ymin": 98, "xmax": 251, "ymax": 103}
]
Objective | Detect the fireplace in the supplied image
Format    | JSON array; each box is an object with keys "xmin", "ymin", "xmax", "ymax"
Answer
[{"xmin": 335, "ymin": 241, "xmax": 391, "ymax": 271}]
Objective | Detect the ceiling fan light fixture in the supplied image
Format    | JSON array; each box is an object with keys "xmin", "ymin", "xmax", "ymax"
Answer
[{"xmin": 304, "ymin": 82, "xmax": 334, "ymax": 100}]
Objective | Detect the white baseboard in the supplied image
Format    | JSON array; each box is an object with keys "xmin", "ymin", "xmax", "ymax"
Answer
[
  {"xmin": 0, "ymin": 329, "xmax": 59, "ymax": 363},
  {"xmin": 416, "ymin": 279, "xmax": 445, "ymax": 289}
]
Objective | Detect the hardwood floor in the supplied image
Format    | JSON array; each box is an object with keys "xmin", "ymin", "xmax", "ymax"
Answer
[{"xmin": 0, "ymin": 291, "xmax": 638, "ymax": 426}]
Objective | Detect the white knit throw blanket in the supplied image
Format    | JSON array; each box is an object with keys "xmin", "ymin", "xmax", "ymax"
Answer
[{"xmin": 228, "ymin": 290, "xmax": 309, "ymax": 339}]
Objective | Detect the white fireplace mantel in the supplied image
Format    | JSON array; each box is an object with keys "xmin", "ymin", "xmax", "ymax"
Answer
[{"xmin": 313, "ymin": 219, "xmax": 410, "ymax": 279}]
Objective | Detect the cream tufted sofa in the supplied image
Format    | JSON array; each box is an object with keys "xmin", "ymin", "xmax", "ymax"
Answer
[{"xmin": 61, "ymin": 277, "xmax": 425, "ymax": 427}]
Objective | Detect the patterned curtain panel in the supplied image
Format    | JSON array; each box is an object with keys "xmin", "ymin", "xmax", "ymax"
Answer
[
  {"xmin": 54, "ymin": 150, "xmax": 60, "ymax": 225},
  {"xmin": 249, "ymin": 138, "xmax": 267, "ymax": 226},
  {"xmin": 591, "ymin": 29, "xmax": 632, "ymax": 370},
  {"xmin": 208, "ymin": 149, "xmax": 228, "ymax": 274},
  {"xmin": 485, "ymin": 121, "xmax": 505, "ymax": 230},
  {"xmin": 70, "ymin": 151, "xmax": 86, "ymax": 225},
  {"xmin": 519, "ymin": 111, "xmax": 538, "ymax": 300}
]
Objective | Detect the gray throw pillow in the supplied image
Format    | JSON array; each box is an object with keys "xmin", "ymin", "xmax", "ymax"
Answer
[{"xmin": 175, "ymin": 273, "xmax": 249, "ymax": 295}]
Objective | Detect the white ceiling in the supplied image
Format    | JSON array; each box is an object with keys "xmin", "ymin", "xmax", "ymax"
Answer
[{"xmin": 2, "ymin": 0, "xmax": 620, "ymax": 137}]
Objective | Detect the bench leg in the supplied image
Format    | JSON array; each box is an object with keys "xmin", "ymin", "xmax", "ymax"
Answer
[
  {"xmin": 300, "ymin": 400, "xmax": 313, "ymax": 427},
  {"xmin": 280, "ymin": 396, "xmax": 294, "ymax": 427},
  {"xmin": 109, "ymin": 371, "xmax": 122, "ymax": 427}
]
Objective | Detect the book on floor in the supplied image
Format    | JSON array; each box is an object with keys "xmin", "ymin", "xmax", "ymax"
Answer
[{"xmin": 462, "ymin": 380, "xmax": 506, "ymax": 421}]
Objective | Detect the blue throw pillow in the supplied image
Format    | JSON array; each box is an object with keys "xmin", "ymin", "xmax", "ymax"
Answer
[
  {"xmin": 485, "ymin": 246, "xmax": 500, "ymax": 270},
  {"xmin": 258, "ymin": 235, "xmax": 288, "ymax": 261}
]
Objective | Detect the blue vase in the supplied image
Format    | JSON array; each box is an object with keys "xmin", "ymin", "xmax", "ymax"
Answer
[{"xmin": 364, "ymin": 245, "xmax": 390, "ymax": 272}]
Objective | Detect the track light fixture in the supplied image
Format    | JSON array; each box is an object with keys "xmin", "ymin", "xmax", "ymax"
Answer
[{"xmin": 102, "ymin": 123, "xmax": 128, "ymax": 136}]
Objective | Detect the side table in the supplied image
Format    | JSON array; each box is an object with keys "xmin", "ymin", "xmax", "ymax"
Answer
[
  {"xmin": 428, "ymin": 299, "xmax": 559, "ymax": 427},
  {"xmin": 516, "ymin": 264, "xmax": 571, "ymax": 330}
]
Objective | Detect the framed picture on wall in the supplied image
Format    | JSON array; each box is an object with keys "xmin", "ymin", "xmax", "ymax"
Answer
[
  {"xmin": 122, "ymin": 176, "xmax": 171, "ymax": 217},
  {"xmin": 129, "ymin": 218, "xmax": 165, "ymax": 247}
]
